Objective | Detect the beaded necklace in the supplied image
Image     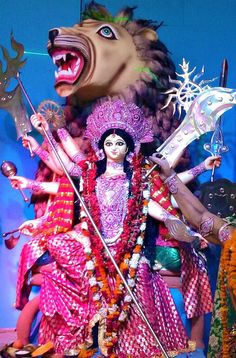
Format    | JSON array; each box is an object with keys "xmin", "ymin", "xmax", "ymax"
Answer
[{"xmin": 106, "ymin": 161, "xmax": 124, "ymax": 171}]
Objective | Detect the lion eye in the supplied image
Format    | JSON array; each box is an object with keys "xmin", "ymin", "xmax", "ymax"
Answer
[{"xmin": 97, "ymin": 26, "xmax": 117, "ymax": 40}]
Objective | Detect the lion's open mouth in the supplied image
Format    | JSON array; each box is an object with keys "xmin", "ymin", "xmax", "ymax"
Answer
[{"xmin": 51, "ymin": 49, "xmax": 85, "ymax": 85}]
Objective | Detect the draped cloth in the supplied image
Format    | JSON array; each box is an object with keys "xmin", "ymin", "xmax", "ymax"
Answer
[
  {"xmin": 38, "ymin": 228, "xmax": 191, "ymax": 356},
  {"xmin": 15, "ymin": 176, "xmax": 74, "ymax": 310},
  {"xmin": 15, "ymin": 174, "xmax": 195, "ymax": 356},
  {"xmin": 151, "ymin": 173, "xmax": 213, "ymax": 318}
]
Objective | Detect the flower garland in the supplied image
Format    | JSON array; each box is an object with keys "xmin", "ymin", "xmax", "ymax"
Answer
[
  {"xmin": 219, "ymin": 231, "xmax": 236, "ymax": 358},
  {"xmin": 79, "ymin": 151, "xmax": 150, "ymax": 355},
  {"xmin": 227, "ymin": 233, "xmax": 236, "ymax": 301}
]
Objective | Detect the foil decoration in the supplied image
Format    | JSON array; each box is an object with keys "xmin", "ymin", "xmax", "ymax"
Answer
[
  {"xmin": 163, "ymin": 58, "xmax": 217, "ymax": 115},
  {"xmin": 204, "ymin": 117, "xmax": 229, "ymax": 157},
  {"xmin": 146, "ymin": 86, "xmax": 236, "ymax": 177},
  {"xmin": 1, "ymin": 160, "xmax": 29, "ymax": 202},
  {"xmin": 0, "ymin": 34, "xmax": 32, "ymax": 139},
  {"xmin": 158, "ymin": 87, "xmax": 236, "ymax": 168}
]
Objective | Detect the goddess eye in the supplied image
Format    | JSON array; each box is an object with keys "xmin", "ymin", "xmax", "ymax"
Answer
[
  {"xmin": 117, "ymin": 141, "xmax": 125, "ymax": 146},
  {"xmin": 97, "ymin": 26, "xmax": 117, "ymax": 40},
  {"xmin": 105, "ymin": 141, "xmax": 112, "ymax": 146}
]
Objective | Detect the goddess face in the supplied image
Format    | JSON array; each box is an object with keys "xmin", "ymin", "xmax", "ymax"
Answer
[{"xmin": 103, "ymin": 134, "xmax": 128, "ymax": 162}]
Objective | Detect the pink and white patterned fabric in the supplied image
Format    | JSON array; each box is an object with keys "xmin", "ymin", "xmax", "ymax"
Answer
[
  {"xmin": 38, "ymin": 230, "xmax": 97, "ymax": 352},
  {"xmin": 117, "ymin": 259, "xmax": 190, "ymax": 357},
  {"xmin": 16, "ymin": 236, "xmax": 47, "ymax": 310},
  {"xmin": 180, "ymin": 246, "xmax": 213, "ymax": 318},
  {"xmin": 16, "ymin": 209, "xmax": 191, "ymax": 356},
  {"xmin": 37, "ymin": 228, "xmax": 190, "ymax": 355}
]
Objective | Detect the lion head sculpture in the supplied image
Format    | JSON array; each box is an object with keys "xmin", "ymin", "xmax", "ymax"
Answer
[
  {"xmin": 47, "ymin": 1, "xmax": 180, "ymax": 143},
  {"xmin": 33, "ymin": 1, "xmax": 190, "ymax": 217}
]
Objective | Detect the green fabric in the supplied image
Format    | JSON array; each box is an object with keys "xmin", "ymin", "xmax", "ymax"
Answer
[{"xmin": 154, "ymin": 246, "xmax": 181, "ymax": 272}]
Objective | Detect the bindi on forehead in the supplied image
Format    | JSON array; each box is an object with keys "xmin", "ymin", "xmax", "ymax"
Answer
[{"xmin": 105, "ymin": 134, "xmax": 123, "ymax": 142}]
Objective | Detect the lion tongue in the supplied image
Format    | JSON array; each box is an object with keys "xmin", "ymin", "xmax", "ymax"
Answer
[{"xmin": 56, "ymin": 54, "xmax": 84, "ymax": 84}]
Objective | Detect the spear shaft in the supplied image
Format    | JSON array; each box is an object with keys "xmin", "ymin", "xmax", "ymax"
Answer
[{"xmin": 17, "ymin": 74, "xmax": 169, "ymax": 358}]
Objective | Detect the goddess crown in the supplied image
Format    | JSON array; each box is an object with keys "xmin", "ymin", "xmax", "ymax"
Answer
[{"xmin": 85, "ymin": 100, "xmax": 153, "ymax": 152}]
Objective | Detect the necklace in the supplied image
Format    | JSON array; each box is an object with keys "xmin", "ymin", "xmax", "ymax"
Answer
[
  {"xmin": 106, "ymin": 161, "xmax": 124, "ymax": 170},
  {"xmin": 96, "ymin": 174, "xmax": 129, "ymax": 245}
]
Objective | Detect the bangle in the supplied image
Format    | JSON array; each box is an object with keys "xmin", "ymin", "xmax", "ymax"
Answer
[
  {"xmin": 57, "ymin": 128, "xmax": 70, "ymax": 141},
  {"xmin": 44, "ymin": 130, "xmax": 59, "ymax": 150},
  {"xmin": 199, "ymin": 217, "xmax": 214, "ymax": 238},
  {"xmin": 188, "ymin": 162, "xmax": 206, "ymax": 178},
  {"xmin": 28, "ymin": 180, "xmax": 43, "ymax": 193},
  {"xmin": 164, "ymin": 172, "xmax": 178, "ymax": 194},
  {"xmin": 34, "ymin": 146, "xmax": 49, "ymax": 162},
  {"xmin": 71, "ymin": 152, "xmax": 86, "ymax": 163},
  {"xmin": 68, "ymin": 163, "xmax": 82, "ymax": 177},
  {"xmin": 218, "ymin": 222, "xmax": 231, "ymax": 243}
]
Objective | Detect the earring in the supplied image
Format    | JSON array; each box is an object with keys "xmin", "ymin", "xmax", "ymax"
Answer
[
  {"xmin": 97, "ymin": 149, "xmax": 105, "ymax": 160},
  {"xmin": 126, "ymin": 152, "xmax": 134, "ymax": 163}
]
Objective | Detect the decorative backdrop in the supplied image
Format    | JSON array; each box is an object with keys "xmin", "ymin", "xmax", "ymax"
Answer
[{"xmin": 0, "ymin": 0, "xmax": 236, "ymax": 329}]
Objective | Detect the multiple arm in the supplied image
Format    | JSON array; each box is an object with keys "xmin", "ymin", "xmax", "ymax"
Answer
[
  {"xmin": 14, "ymin": 112, "xmax": 229, "ymax": 245},
  {"xmin": 147, "ymin": 154, "xmax": 222, "ymax": 242},
  {"xmin": 22, "ymin": 135, "xmax": 65, "ymax": 175},
  {"xmin": 29, "ymin": 114, "xmax": 85, "ymax": 176},
  {"xmin": 18, "ymin": 217, "xmax": 47, "ymax": 236},
  {"xmin": 149, "ymin": 154, "xmax": 233, "ymax": 245},
  {"xmin": 57, "ymin": 128, "xmax": 86, "ymax": 163},
  {"xmin": 10, "ymin": 175, "xmax": 60, "ymax": 195},
  {"xmin": 178, "ymin": 156, "xmax": 221, "ymax": 184},
  {"xmin": 10, "ymin": 113, "xmax": 85, "ymax": 236}
]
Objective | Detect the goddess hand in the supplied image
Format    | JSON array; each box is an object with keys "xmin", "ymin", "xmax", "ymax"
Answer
[
  {"xmin": 149, "ymin": 153, "xmax": 175, "ymax": 181},
  {"xmin": 22, "ymin": 135, "xmax": 40, "ymax": 152},
  {"xmin": 204, "ymin": 155, "xmax": 221, "ymax": 170},
  {"xmin": 30, "ymin": 113, "xmax": 49, "ymax": 134},
  {"xmin": 18, "ymin": 218, "xmax": 43, "ymax": 236},
  {"xmin": 9, "ymin": 175, "xmax": 31, "ymax": 190}
]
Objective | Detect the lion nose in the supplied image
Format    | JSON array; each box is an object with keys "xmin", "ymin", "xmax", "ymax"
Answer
[{"xmin": 49, "ymin": 28, "xmax": 59, "ymax": 44}]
